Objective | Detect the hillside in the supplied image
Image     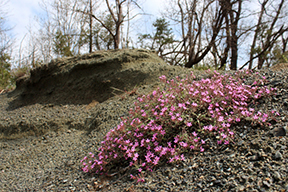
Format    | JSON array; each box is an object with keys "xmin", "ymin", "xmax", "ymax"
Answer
[{"xmin": 0, "ymin": 49, "xmax": 287, "ymax": 191}]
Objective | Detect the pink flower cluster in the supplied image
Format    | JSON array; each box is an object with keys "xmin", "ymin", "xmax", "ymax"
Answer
[{"xmin": 81, "ymin": 69, "xmax": 279, "ymax": 182}]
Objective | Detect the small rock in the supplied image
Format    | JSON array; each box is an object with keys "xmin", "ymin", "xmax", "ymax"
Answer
[
  {"xmin": 273, "ymin": 171, "xmax": 281, "ymax": 181},
  {"xmin": 262, "ymin": 180, "xmax": 271, "ymax": 188},
  {"xmin": 238, "ymin": 185, "xmax": 245, "ymax": 191},
  {"xmin": 213, "ymin": 180, "xmax": 222, "ymax": 186},
  {"xmin": 270, "ymin": 127, "xmax": 287, "ymax": 137},
  {"xmin": 274, "ymin": 151, "xmax": 283, "ymax": 160},
  {"xmin": 248, "ymin": 154, "xmax": 261, "ymax": 161},
  {"xmin": 237, "ymin": 140, "xmax": 244, "ymax": 146}
]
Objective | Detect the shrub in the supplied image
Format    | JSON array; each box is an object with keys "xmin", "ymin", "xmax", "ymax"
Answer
[
  {"xmin": 81, "ymin": 69, "xmax": 279, "ymax": 182},
  {"xmin": 0, "ymin": 53, "xmax": 13, "ymax": 90}
]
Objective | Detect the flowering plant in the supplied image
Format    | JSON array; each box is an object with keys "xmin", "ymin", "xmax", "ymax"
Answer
[{"xmin": 81, "ymin": 69, "xmax": 279, "ymax": 182}]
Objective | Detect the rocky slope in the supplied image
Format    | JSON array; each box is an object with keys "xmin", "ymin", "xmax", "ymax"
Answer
[{"xmin": 0, "ymin": 51, "xmax": 287, "ymax": 191}]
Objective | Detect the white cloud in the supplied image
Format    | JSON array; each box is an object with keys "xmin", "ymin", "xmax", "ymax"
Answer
[{"xmin": 7, "ymin": 0, "xmax": 42, "ymax": 40}]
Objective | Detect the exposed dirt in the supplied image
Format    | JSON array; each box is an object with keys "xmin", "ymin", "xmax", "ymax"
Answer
[
  {"xmin": 1, "ymin": 48, "xmax": 204, "ymax": 140},
  {"xmin": 8, "ymin": 49, "xmax": 189, "ymax": 110}
]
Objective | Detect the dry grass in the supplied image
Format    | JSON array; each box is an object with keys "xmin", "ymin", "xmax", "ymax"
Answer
[{"xmin": 270, "ymin": 63, "xmax": 288, "ymax": 71}]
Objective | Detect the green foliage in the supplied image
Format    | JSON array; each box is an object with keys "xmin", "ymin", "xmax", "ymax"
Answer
[
  {"xmin": 152, "ymin": 18, "xmax": 174, "ymax": 47},
  {"xmin": 11, "ymin": 66, "xmax": 29, "ymax": 79},
  {"xmin": 93, "ymin": 14, "xmax": 115, "ymax": 50},
  {"xmin": 270, "ymin": 44, "xmax": 288, "ymax": 65},
  {"xmin": 0, "ymin": 53, "xmax": 12, "ymax": 90},
  {"xmin": 53, "ymin": 29, "xmax": 73, "ymax": 57},
  {"xmin": 138, "ymin": 18, "xmax": 174, "ymax": 52},
  {"xmin": 283, "ymin": 55, "xmax": 288, "ymax": 62}
]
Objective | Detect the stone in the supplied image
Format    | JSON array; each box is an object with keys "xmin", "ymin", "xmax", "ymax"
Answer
[
  {"xmin": 274, "ymin": 151, "xmax": 283, "ymax": 160},
  {"xmin": 270, "ymin": 127, "xmax": 287, "ymax": 137}
]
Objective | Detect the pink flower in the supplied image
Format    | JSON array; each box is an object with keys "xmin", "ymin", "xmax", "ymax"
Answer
[
  {"xmin": 171, "ymin": 105, "xmax": 176, "ymax": 111},
  {"xmin": 159, "ymin": 75, "xmax": 167, "ymax": 82},
  {"xmin": 174, "ymin": 136, "xmax": 179, "ymax": 143},
  {"xmin": 160, "ymin": 148, "xmax": 167, "ymax": 156},
  {"xmin": 200, "ymin": 146, "xmax": 204, "ymax": 152},
  {"xmin": 186, "ymin": 122, "xmax": 192, "ymax": 127},
  {"xmin": 192, "ymin": 102, "xmax": 198, "ymax": 107},
  {"xmin": 218, "ymin": 116, "xmax": 224, "ymax": 122},
  {"xmin": 133, "ymin": 153, "xmax": 139, "ymax": 161},
  {"xmin": 153, "ymin": 156, "xmax": 160, "ymax": 165},
  {"xmin": 192, "ymin": 131, "xmax": 197, "ymax": 137},
  {"xmin": 174, "ymin": 155, "xmax": 180, "ymax": 161},
  {"xmin": 145, "ymin": 155, "xmax": 151, "ymax": 163},
  {"xmin": 137, "ymin": 177, "xmax": 145, "ymax": 183},
  {"xmin": 180, "ymin": 154, "xmax": 185, "ymax": 161},
  {"xmin": 179, "ymin": 141, "xmax": 188, "ymax": 148},
  {"xmin": 171, "ymin": 116, "xmax": 176, "ymax": 121},
  {"xmin": 227, "ymin": 117, "xmax": 233, "ymax": 122}
]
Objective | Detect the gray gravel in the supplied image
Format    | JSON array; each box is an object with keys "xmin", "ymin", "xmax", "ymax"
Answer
[{"xmin": 0, "ymin": 69, "xmax": 287, "ymax": 191}]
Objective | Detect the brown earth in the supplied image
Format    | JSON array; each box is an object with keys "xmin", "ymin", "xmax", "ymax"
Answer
[{"xmin": 270, "ymin": 63, "xmax": 288, "ymax": 71}]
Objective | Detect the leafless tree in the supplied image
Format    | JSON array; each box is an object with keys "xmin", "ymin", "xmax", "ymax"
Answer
[
  {"xmin": 161, "ymin": 0, "xmax": 226, "ymax": 68},
  {"xmin": 240, "ymin": 0, "xmax": 288, "ymax": 69},
  {"xmin": 78, "ymin": 0, "xmax": 143, "ymax": 50}
]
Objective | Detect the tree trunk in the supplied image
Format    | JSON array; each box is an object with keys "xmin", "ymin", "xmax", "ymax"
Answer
[
  {"xmin": 248, "ymin": 0, "xmax": 268, "ymax": 69},
  {"xmin": 114, "ymin": 0, "xmax": 122, "ymax": 49},
  {"xmin": 229, "ymin": 0, "xmax": 242, "ymax": 70},
  {"xmin": 185, "ymin": 5, "xmax": 224, "ymax": 68},
  {"xmin": 89, "ymin": 0, "xmax": 93, "ymax": 53}
]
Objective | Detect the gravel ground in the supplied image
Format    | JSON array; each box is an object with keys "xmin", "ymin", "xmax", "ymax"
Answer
[{"xmin": 0, "ymin": 69, "xmax": 287, "ymax": 192}]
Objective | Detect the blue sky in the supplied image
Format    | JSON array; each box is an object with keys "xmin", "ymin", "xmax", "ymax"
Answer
[
  {"xmin": 7, "ymin": 0, "xmax": 43, "ymax": 39},
  {"xmin": 6, "ymin": 0, "xmax": 163, "ymax": 44}
]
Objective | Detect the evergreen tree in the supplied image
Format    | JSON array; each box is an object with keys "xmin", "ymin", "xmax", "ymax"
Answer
[
  {"xmin": 53, "ymin": 30, "xmax": 74, "ymax": 57},
  {"xmin": 0, "ymin": 52, "xmax": 12, "ymax": 89},
  {"xmin": 138, "ymin": 18, "xmax": 174, "ymax": 58}
]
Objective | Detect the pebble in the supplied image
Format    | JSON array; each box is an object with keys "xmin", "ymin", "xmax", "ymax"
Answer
[{"xmin": 274, "ymin": 151, "xmax": 283, "ymax": 160}]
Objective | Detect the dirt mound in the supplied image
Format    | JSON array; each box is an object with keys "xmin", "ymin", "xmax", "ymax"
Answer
[{"xmin": 7, "ymin": 49, "xmax": 186, "ymax": 109}]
